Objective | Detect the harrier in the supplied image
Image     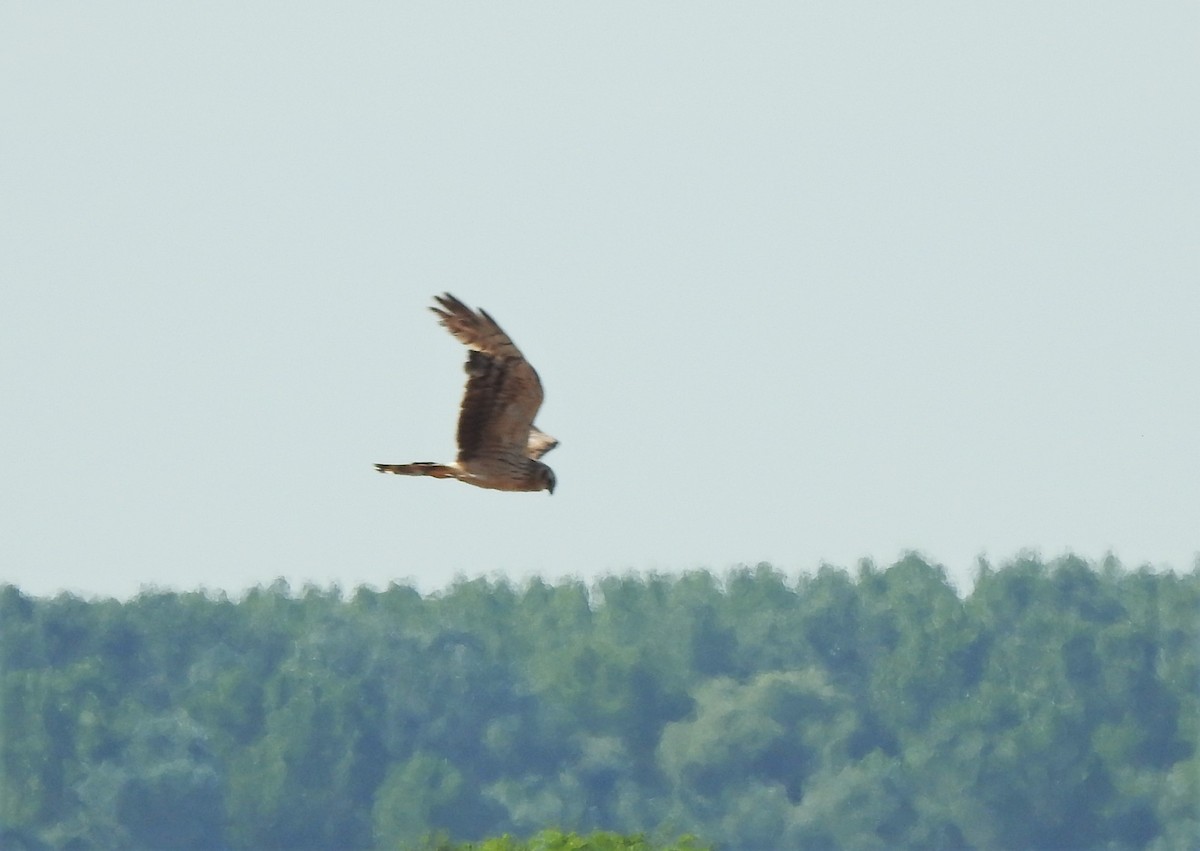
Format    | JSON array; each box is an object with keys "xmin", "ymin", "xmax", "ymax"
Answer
[{"xmin": 375, "ymin": 294, "xmax": 558, "ymax": 494}]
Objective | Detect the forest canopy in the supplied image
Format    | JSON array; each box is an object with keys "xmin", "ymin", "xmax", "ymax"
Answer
[{"xmin": 1, "ymin": 555, "xmax": 1196, "ymax": 849}]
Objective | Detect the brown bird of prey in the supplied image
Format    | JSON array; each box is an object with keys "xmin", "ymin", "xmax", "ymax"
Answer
[{"xmin": 375, "ymin": 294, "xmax": 558, "ymax": 494}]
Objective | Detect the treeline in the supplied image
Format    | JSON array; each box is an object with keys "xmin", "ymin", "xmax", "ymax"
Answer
[{"xmin": 2, "ymin": 555, "xmax": 1197, "ymax": 849}]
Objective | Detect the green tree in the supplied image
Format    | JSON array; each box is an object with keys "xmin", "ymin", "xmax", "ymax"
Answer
[
  {"xmin": 66, "ymin": 710, "xmax": 225, "ymax": 849},
  {"xmin": 372, "ymin": 752, "xmax": 468, "ymax": 848},
  {"xmin": 658, "ymin": 669, "xmax": 860, "ymax": 844},
  {"xmin": 3, "ymin": 559, "xmax": 1196, "ymax": 849},
  {"xmin": 857, "ymin": 554, "xmax": 974, "ymax": 735}
]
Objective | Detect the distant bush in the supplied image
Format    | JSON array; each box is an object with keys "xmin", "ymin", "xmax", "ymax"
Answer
[{"xmin": 425, "ymin": 828, "xmax": 710, "ymax": 850}]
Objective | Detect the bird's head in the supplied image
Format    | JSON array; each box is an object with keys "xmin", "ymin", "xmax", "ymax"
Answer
[{"xmin": 533, "ymin": 462, "xmax": 556, "ymax": 495}]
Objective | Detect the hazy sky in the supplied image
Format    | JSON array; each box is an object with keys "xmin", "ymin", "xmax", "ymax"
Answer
[{"xmin": 3, "ymin": 4, "xmax": 1197, "ymax": 599}]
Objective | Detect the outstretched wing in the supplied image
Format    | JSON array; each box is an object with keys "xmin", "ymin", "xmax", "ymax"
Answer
[{"xmin": 431, "ymin": 294, "xmax": 546, "ymax": 463}]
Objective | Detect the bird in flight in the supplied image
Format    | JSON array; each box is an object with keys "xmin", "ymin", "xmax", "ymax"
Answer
[{"xmin": 375, "ymin": 294, "xmax": 558, "ymax": 494}]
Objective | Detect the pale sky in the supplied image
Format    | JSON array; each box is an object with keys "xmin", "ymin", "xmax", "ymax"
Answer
[{"xmin": 3, "ymin": 3, "xmax": 1197, "ymax": 600}]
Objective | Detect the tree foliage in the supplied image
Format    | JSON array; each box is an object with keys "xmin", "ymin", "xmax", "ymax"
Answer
[{"xmin": 1, "ymin": 556, "xmax": 1196, "ymax": 849}]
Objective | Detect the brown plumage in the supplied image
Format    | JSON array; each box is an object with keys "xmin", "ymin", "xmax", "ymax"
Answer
[{"xmin": 375, "ymin": 294, "xmax": 558, "ymax": 494}]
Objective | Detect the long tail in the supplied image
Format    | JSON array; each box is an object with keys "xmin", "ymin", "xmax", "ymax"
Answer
[{"xmin": 374, "ymin": 462, "xmax": 459, "ymax": 478}]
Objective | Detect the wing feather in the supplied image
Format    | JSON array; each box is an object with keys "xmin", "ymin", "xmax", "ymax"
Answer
[{"xmin": 431, "ymin": 294, "xmax": 546, "ymax": 463}]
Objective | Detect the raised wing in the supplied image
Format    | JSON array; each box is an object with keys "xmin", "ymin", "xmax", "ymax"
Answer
[{"xmin": 431, "ymin": 294, "xmax": 546, "ymax": 463}]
